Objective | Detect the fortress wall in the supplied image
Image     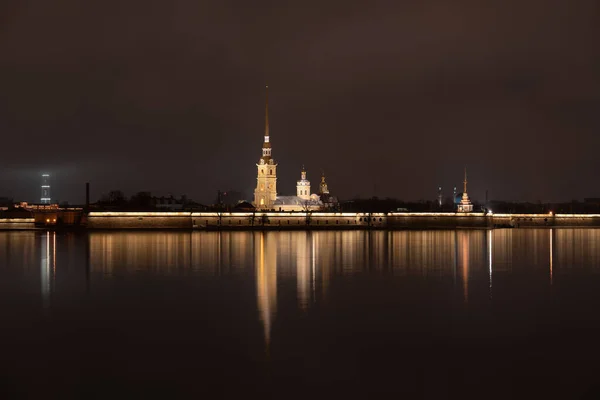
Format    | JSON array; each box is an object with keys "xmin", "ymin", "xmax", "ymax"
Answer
[
  {"xmin": 554, "ymin": 215, "xmax": 600, "ymax": 227},
  {"xmin": 74, "ymin": 212, "xmax": 600, "ymax": 230},
  {"xmin": 191, "ymin": 212, "xmax": 366, "ymax": 229},
  {"xmin": 490, "ymin": 214, "xmax": 553, "ymax": 227},
  {"xmin": 0, "ymin": 218, "xmax": 36, "ymax": 230},
  {"xmin": 87, "ymin": 212, "xmax": 192, "ymax": 229},
  {"xmin": 388, "ymin": 213, "xmax": 489, "ymax": 229}
]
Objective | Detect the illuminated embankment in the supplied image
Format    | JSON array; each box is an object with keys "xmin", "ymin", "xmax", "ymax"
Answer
[
  {"xmin": 5, "ymin": 211, "xmax": 599, "ymax": 230},
  {"xmin": 81, "ymin": 211, "xmax": 600, "ymax": 230},
  {"xmin": 0, "ymin": 218, "xmax": 36, "ymax": 230}
]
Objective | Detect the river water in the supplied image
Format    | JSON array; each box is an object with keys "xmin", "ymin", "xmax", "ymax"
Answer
[{"xmin": 1, "ymin": 229, "xmax": 600, "ymax": 398}]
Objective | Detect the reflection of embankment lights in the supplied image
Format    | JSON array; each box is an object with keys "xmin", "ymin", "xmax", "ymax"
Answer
[
  {"xmin": 46, "ymin": 219, "xmax": 49, "ymax": 222},
  {"xmin": 549, "ymin": 211, "xmax": 553, "ymax": 216}
]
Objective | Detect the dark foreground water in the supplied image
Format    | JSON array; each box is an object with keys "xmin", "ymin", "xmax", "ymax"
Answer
[{"xmin": 1, "ymin": 229, "xmax": 600, "ymax": 399}]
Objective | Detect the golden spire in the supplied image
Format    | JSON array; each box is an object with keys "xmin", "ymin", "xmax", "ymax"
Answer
[
  {"xmin": 463, "ymin": 167, "xmax": 468, "ymax": 194},
  {"xmin": 264, "ymin": 85, "xmax": 269, "ymax": 142}
]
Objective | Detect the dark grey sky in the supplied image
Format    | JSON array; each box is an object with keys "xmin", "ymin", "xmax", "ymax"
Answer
[{"xmin": 0, "ymin": 0, "xmax": 598, "ymax": 204}]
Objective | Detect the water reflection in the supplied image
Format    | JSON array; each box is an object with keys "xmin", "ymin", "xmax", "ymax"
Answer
[
  {"xmin": 40, "ymin": 232, "xmax": 56, "ymax": 309},
  {"xmin": 296, "ymin": 232, "xmax": 310, "ymax": 310},
  {"xmin": 256, "ymin": 233, "xmax": 277, "ymax": 347},
  {"xmin": 4, "ymin": 229, "xmax": 600, "ymax": 325},
  {"xmin": 5, "ymin": 229, "xmax": 600, "ymax": 398},
  {"xmin": 85, "ymin": 229, "xmax": 577, "ymax": 310}
]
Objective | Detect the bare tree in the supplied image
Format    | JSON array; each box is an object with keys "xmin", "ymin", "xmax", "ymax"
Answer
[{"xmin": 303, "ymin": 200, "xmax": 313, "ymax": 226}]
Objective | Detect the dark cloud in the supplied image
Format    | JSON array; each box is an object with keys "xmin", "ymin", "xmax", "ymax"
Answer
[{"xmin": 0, "ymin": 0, "xmax": 598, "ymax": 203}]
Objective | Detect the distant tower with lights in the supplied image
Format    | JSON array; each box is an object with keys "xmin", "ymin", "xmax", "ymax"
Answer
[
  {"xmin": 296, "ymin": 166, "xmax": 311, "ymax": 200},
  {"xmin": 41, "ymin": 174, "xmax": 51, "ymax": 204},
  {"xmin": 254, "ymin": 86, "xmax": 278, "ymax": 210},
  {"xmin": 437, "ymin": 186, "xmax": 443, "ymax": 207},
  {"xmin": 457, "ymin": 168, "xmax": 473, "ymax": 212},
  {"xmin": 319, "ymin": 171, "xmax": 329, "ymax": 195}
]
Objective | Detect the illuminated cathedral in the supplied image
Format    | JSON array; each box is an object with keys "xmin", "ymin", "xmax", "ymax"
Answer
[{"xmin": 253, "ymin": 87, "xmax": 332, "ymax": 211}]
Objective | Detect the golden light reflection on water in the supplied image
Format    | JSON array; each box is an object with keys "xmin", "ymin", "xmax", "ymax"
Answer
[
  {"xmin": 81, "ymin": 229, "xmax": 600, "ymax": 343},
  {"xmin": 256, "ymin": 233, "xmax": 277, "ymax": 347}
]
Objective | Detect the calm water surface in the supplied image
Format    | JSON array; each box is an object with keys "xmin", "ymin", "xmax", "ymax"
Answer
[{"xmin": 1, "ymin": 229, "xmax": 600, "ymax": 398}]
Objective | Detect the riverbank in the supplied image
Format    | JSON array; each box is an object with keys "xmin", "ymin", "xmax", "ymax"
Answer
[{"xmin": 3, "ymin": 211, "xmax": 600, "ymax": 230}]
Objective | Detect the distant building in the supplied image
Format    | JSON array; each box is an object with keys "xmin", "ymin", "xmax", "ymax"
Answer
[
  {"xmin": 219, "ymin": 190, "xmax": 245, "ymax": 207},
  {"xmin": 41, "ymin": 174, "xmax": 51, "ymax": 204},
  {"xmin": 152, "ymin": 195, "xmax": 187, "ymax": 210},
  {"xmin": 233, "ymin": 201, "xmax": 255, "ymax": 211},
  {"xmin": 457, "ymin": 168, "xmax": 473, "ymax": 212},
  {"xmin": 14, "ymin": 202, "xmax": 59, "ymax": 211},
  {"xmin": 318, "ymin": 172, "xmax": 339, "ymax": 210}
]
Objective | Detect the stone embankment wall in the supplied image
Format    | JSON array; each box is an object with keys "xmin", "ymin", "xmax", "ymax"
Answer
[
  {"xmin": 87, "ymin": 212, "xmax": 192, "ymax": 229},
  {"xmin": 0, "ymin": 218, "xmax": 36, "ymax": 230},
  {"xmin": 38, "ymin": 211, "xmax": 600, "ymax": 230}
]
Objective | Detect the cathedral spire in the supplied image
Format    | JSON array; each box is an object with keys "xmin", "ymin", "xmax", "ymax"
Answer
[
  {"xmin": 463, "ymin": 167, "xmax": 468, "ymax": 194},
  {"xmin": 264, "ymin": 85, "xmax": 269, "ymax": 143},
  {"xmin": 260, "ymin": 85, "xmax": 273, "ymax": 162}
]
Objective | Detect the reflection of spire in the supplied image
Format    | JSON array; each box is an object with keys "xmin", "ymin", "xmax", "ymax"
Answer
[
  {"xmin": 458, "ymin": 232, "xmax": 470, "ymax": 303},
  {"xmin": 256, "ymin": 232, "xmax": 277, "ymax": 349}
]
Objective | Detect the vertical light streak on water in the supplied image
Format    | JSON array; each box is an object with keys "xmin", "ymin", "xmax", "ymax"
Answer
[
  {"xmin": 311, "ymin": 233, "xmax": 316, "ymax": 304},
  {"xmin": 453, "ymin": 231, "xmax": 458, "ymax": 287},
  {"xmin": 460, "ymin": 232, "xmax": 470, "ymax": 303},
  {"xmin": 550, "ymin": 228, "xmax": 553, "ymax": 285},
  {"xmin": 296, "ymin": 233, "xmax": 309, "ymax": 310},
  {"xmin": 53, "ymin": 232, "xmax": 56, "ymax": 284},
  {"xmin": 41, "ymin": 231, "xmax": 50, "ymax": 308},
  {"xmin": 256, "ymin": 233, "xmax": 277, "ymax": 350},
  {"xmin": 488, "ymin": 229, "xmax": 493, "ymax": 299}
]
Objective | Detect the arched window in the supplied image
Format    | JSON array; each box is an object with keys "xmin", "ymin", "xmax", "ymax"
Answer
[{"xmin": 270, "ymin": 169, "xmax": 273, "ymax": 175}]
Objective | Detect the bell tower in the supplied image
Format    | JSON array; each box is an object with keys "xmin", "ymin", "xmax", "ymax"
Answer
[
  {"xmin": 254, "ymin": 86, "xmax": 278, "ymax": 209},
  {"xmin": 296, "ymin": 166, "xmax": 311, "ymax": 200}
]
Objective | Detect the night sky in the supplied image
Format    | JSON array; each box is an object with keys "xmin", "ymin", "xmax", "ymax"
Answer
[{"xmin": 0, "ymin": 0, "xmax": 598, "ymax": 204}]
